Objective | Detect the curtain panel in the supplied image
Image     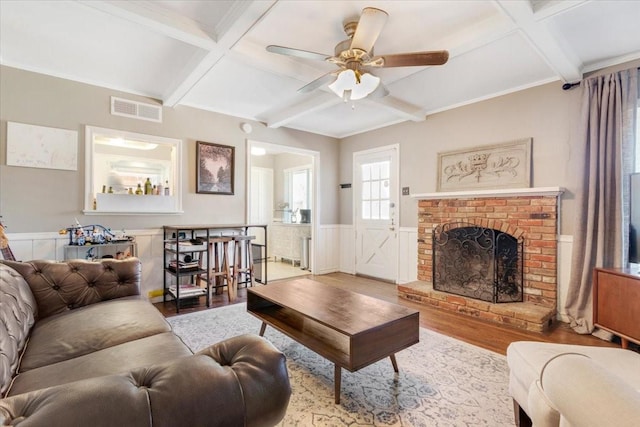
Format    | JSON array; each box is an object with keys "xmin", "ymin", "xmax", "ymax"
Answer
[{"xmin": 566, "ymin": 68, "xmax": 638, "ymax": 334}]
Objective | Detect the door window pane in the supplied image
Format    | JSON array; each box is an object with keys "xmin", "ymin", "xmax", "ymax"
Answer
[
  {"xmin": 380, "ymin": 162, "xmax": 390, "ymax": 179},
  {"xmin": 381, "ymin": 179, "xmax": 390, "ymax": 199},
  {"xmin": 362, "ymin": 164, "xmax": 371, "ymax": 181},
  {"xmin": 360, "ymin": 160, "xmax": 391, "ymax": 220},
  {"xmin": 380, "ymin": 200, "xmax": 390, "ymax": 219},
  {"xmin": 362, "ymin": 201, "xmax": 371, "ymax": 219},
  {"xmin": 371, "ymin": 181, "xmax": 380, "ymax": 199},
  {"xmin": 362, "ymin": 181, "xmax": 371, "ymax": 200},
  {"xmin": 371, "ymin": 201, "xmax": 380, "ymax": 219}
]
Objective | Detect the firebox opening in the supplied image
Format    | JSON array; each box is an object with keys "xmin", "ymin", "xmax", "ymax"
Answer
[{"xmin": 433, "ymin": 222, "xmax": 523, "ymax": 303}]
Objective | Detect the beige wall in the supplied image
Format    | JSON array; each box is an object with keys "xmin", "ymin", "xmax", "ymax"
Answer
[
  {"xmin": 0, "ymin": 66, "xmax": 340, "ymax": 232},
  {"xmin": 339, "ymin": 81, "xmax": 583, "ymax": 236}
]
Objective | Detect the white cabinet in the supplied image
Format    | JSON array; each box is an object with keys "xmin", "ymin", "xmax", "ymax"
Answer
[{"xmin": 269, "ymin": 224, "xmax": 311, "ymax": 264}]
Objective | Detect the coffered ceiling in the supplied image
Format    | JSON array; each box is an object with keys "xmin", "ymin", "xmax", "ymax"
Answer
[{"xmin": 1, "ymin": 1, "xmax": 639, "ymax": 138}]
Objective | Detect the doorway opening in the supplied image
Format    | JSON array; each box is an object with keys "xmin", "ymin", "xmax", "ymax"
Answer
[{"xmin": 247, "ymin": 140, "xmax": 319, "ymax": 282}]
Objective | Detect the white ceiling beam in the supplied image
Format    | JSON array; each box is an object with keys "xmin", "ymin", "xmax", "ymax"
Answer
[
  {"xmin": 494, "ymin": 0, "xmax": 583, "ymax": 82},
  {"xmin": 531, "ymin": 0, "xmax": 591, "ymax": 21},
  {"xmin": 77, "ymin": 0, "xmax": 217, "ymax": 50},
  {"xmin": 261, "ymin": 93, "xmax": 343, "ymax": 129},
  {"xmin": 162, "ymin": 1, "xmax": 277, "ymax": 107},
  {"xmin": 364, "ymin": 96, "xmax": 425, "ymax": 122}
]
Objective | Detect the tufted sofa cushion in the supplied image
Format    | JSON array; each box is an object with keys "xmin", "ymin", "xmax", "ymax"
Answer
[
  {"xmin": 1, "ymin": 258, "xmax": 141, "ymax": 319},
  {"xmin": 0, "ymin": 264, "xmax": 37, "ymax": 396}
]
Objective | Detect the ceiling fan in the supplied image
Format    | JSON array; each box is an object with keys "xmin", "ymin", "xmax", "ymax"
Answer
[{"xmin": 266, "ymin": 7, "xmax": 449, "ymax": 101}]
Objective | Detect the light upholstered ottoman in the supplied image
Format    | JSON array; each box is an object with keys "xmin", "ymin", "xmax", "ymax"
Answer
[{"xmin": 506, "ymin": 341, "xmax": 640, "ymax": 427}]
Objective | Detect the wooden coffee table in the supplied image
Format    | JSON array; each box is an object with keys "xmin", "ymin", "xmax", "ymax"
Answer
[{"xmin": 247, "ymin": 278, "xmax": 419, "ymax": 404}]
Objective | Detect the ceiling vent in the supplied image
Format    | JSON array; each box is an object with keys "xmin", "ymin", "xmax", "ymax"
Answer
[{"xmin": 111, "ymin": 97, "xmax": 162, "ymax": 123}]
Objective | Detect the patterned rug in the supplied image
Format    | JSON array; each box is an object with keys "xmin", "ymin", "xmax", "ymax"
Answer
[{"xmin": 168, "ymin": 303, "xmax": 513, "ymax": 427}]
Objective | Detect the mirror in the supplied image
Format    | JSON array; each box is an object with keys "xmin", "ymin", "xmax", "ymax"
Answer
[{"xmin": 84, "ymin": 126, "xmax": 182, "ymax": 214}]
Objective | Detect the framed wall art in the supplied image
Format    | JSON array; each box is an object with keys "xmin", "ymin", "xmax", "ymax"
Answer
[
  {"xmin": 437, "ymin": 138, "xmax": 532, "ymax": 192},
  {"xmin": 7, "ymin": 122, "xmax": 78, "ymax": 171},
  {"xmin": 196, "ymin": 141, "xmax": 235, "ymax": 195}
]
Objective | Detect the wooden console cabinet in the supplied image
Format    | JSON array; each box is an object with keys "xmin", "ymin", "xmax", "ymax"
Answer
[{"xmin": 593, "ymin": 267, "xmax": 640, "ymax": 348}]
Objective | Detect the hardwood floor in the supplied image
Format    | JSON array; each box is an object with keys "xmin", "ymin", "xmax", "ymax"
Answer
[{"xmin": 154, "ymin": 272, "xmax": 618, "ymax": 355}]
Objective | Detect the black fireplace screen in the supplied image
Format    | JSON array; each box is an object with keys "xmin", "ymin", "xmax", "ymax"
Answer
[{"xmin": 432, "ymin": 222, "xmax": 523, "ymax": 303}]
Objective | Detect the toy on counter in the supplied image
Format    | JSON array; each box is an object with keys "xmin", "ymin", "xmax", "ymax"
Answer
[{"xmin": 59, "ymin": 220, "xmax": 134, "ymax": 246}]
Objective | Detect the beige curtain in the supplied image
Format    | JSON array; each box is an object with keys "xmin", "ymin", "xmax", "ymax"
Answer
[{"xmin": 565, "ymin": 68, "xmax": 638, "ymax": 334}]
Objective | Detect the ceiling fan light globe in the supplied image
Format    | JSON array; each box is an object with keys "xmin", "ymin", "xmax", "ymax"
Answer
[{"xmin": 328, "ymin": 70, "xmax": 380, "ymax": 101}]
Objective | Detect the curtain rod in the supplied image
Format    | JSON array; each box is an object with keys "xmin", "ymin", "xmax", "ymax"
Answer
[{"xmin": 563, "ymin": 67, "xmax": 640, "ymax": 91}]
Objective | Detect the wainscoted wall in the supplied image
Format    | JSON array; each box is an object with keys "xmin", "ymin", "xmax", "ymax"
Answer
[
  {"xmin": 313, "ymin": 225, "xmax": 341, "ymax": 275},
  {"xmin": 338, "ymin": 225, "xmax": 356, "ymax": 275},
  {"xmin": 5, "ymin": 227, "xmax": 574, "ymax": 320},
  {"xmin": 336, "ymin": 225, "xmax": 419, "ymax": 284},
  {"xmin": 5, "ymin": 229, "xmax": 165, "ymax": 301},
  {"xmin": 557, "ymin": 235, "xmax": 574, "ymax": 323}
]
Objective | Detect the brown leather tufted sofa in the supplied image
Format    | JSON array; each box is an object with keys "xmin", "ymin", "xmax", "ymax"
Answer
[{"xmin": 0, "ymin": 258, "xmax": 291, "ymax": 427}]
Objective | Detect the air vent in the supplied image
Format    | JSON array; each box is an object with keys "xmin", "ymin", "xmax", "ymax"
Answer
[{"xmin": 111, "ymin": 97, "xmax": 162, "ymax": 123}]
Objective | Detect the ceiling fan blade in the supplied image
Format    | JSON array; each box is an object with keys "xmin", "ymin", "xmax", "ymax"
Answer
[
  {"xmin": 368, "ymin": 82, "xmax": 389, "ymax": 99},
  {"xmin": 266, "ymin": 45, "xmax": 330, "ymax": 62},
  {"xmin": 350, "ymin": 7, "xmax": 388, "ymax": 53},
  {"xmin": 375, "ymin": 50, "xmax": 449, "ymax": 68},
  {"xmin": 298, "ymin": 72, "xmax": 338, "ymax": 93}
]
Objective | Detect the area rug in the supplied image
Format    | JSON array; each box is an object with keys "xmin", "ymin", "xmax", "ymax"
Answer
[{"xmin": 168, "ymin": 303, "xmax": 513, "ymax": 427}]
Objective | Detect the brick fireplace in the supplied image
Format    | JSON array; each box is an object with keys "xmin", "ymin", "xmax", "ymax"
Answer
[{"xmin": 398, "ymin": 187, "xmax": 564, "ymax": 332}]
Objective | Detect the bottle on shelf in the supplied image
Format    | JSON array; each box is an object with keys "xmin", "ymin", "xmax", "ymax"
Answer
[
  {"xmin": 108, "ymin": 186, "xmax": 114, "ymax": 194},
  {"xmin": 157, "ymin": 181, "xmax": 164, "ymax": 196},
  {"xmin": 128, "ymin": 187, "xmax": 133, "ymax": 195},
  {"xmin": 164, "ymin": 180, "xmax": 170, "ymax": 196},
  {"xmin": 144, "ymin": 178, "xmax": 153, "ymax": 195},
  {"xmin": 135, "ymin": 183, "xmax": 143, "ymax": 195}
]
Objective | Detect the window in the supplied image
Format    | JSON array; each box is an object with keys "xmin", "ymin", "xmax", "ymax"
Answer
[
  {"xmin": 285, "ymin": 165, "xmax": 311, "ymax": 215},
  {"xmin": 360, "ymin": 160, "xmax": 390, "ymax": 220}
]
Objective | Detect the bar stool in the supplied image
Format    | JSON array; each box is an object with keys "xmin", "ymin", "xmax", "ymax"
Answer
[
  {"xmin": 197, "ymin": 236, "xmax": 235, "ymax": 301},
  {"xmin": 230, "ymin": 234, "xmax": 255, "ymax": 290}
]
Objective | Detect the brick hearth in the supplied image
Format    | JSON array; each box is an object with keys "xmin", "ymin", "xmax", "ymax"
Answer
[{"xmin": 402, "ymin": 188, "xmax": 564, "ymax": 332}]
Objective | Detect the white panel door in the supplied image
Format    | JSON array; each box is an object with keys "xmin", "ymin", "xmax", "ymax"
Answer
[{"xmin": 354, "ymin": 146, "xmax": 399, "ymax": 282}]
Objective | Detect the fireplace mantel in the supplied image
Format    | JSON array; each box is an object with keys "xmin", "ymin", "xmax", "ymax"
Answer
[{"xmin": 411, "ymin": 186, "xmax": 565, "ymax": 200}]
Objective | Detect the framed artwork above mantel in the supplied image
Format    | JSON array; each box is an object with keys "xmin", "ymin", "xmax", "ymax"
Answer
[{"xmin": 436, "ymin": 138, "xmax": 532, "ymax": 192}]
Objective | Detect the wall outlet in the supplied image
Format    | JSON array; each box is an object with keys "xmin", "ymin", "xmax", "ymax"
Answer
[{"xmin": 402, "ymin": 187, "xmax": 410, "ymax": 195}]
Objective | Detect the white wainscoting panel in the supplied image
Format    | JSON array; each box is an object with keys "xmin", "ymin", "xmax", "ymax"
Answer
[
  {"xmin": 398, "ymin": 227, "xmax": 418, "ymax": 284},
  {"xmin": 314, "ymin": 225, "xmax": 341, "ymax": 274},
  {"xmin": 339, "ymin": 225, "xmax": 355, "ymax": 274},
  {"xmin": 557, "ymin": 234, "xmax": 573, "ymax": 323}
]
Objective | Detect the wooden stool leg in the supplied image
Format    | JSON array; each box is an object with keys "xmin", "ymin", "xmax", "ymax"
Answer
[
  {"xmin": 224, "ymin": 241, "xmax": 236, "ymax": 301},
  {"xmin": 212, "ymin": 243, "xmax": 224, "ymax": 295}
]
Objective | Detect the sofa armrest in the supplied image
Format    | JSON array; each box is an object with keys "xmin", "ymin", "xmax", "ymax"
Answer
[
  {"xmin": 0, "ymin": 258, "xmax": 141, "ymax": 318},
  {"xmin": 540, "ymin": 353, "xmax": 640, "ymax": 427},
  {"xmin": 0, "ymin": 334, "xmax": 290, "ymax": 427}
]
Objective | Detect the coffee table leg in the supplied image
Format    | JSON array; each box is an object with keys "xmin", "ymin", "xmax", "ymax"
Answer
[
  {"xmin": 334, "ymin": 364, "xmax": 341, "ymax": 404},
  {"xmin": 259, "ymin": 322, "xmax": 267, "ymax": 337},
  {"xmin": 390, "ymin": 354, "xmax": 399, "ymax": 373}
]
